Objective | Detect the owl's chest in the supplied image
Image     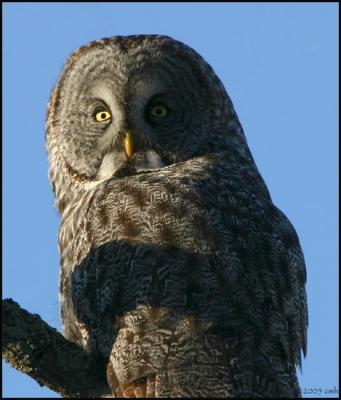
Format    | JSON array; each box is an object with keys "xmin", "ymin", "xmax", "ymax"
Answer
[
  {"xmin": 87, "ymin": 178, "xmax": 217, "ymax": 253},
  {"xmin": 63, "ymin": 172, "xmax": 270, "ymax": 361},
  {"xmin": 68, "ymin": 178, "xmax": 233, "ymax": 321}
]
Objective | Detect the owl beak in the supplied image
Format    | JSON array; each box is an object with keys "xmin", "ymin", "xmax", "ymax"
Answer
[{"xmin": 124, "ymin": 130, "xmax": 134, "ymax": 159}]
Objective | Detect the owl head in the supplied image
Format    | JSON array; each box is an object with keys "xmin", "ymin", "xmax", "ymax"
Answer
[{"xmin": 46, "ymin": 35, "xmax": 251, "ymax": 209}]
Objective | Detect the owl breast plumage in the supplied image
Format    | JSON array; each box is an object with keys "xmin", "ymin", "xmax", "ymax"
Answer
[{"xmin": 46, "ymin": 35, "xmax": 308, "ymax": 398}]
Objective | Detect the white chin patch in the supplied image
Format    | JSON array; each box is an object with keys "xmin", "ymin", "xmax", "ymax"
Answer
[
  {"xmin": 135, "ymin": 150, "xmax": 165, "ymax": 172},
  {"xmin": 96, "ymin": 152, "xmax": 122, "ymax": 180},
  {"xmin": 96, "ymin": 150, "xmax": 165, "ymax": 181}
]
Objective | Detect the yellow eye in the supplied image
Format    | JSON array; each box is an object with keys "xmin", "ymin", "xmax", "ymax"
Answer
[
  {"xmin": 150, "ymin": 104, "xmax": 169, "ymax": 118},
  {"xmin": 95, "ymin": 110, "xmax": 111, "ymax": 122}
]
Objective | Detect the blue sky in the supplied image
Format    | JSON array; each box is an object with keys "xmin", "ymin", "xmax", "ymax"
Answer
[{"xmin": 3, "ymin": 3, "xmax": 338, "ymax": 398}]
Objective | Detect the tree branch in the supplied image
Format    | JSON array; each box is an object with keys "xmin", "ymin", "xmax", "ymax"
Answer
[{"xmin": 2, "ymin": 298, "xmax": 111, "ymax": 398}]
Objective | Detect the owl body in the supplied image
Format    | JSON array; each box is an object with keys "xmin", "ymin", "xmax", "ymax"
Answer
[{"xmin": 46, "ymin": 35, "xmax": 307, "ymax": 397}]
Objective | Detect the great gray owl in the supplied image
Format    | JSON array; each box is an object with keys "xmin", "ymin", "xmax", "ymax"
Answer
[{"xmin": 46, "ymin": 35, "xmax": 308, "ymax": 398}]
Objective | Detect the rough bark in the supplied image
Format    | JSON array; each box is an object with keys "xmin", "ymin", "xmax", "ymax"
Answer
[{"xmin": 2, "ymin": 298, "xmax": 110, "ymax": 398}]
